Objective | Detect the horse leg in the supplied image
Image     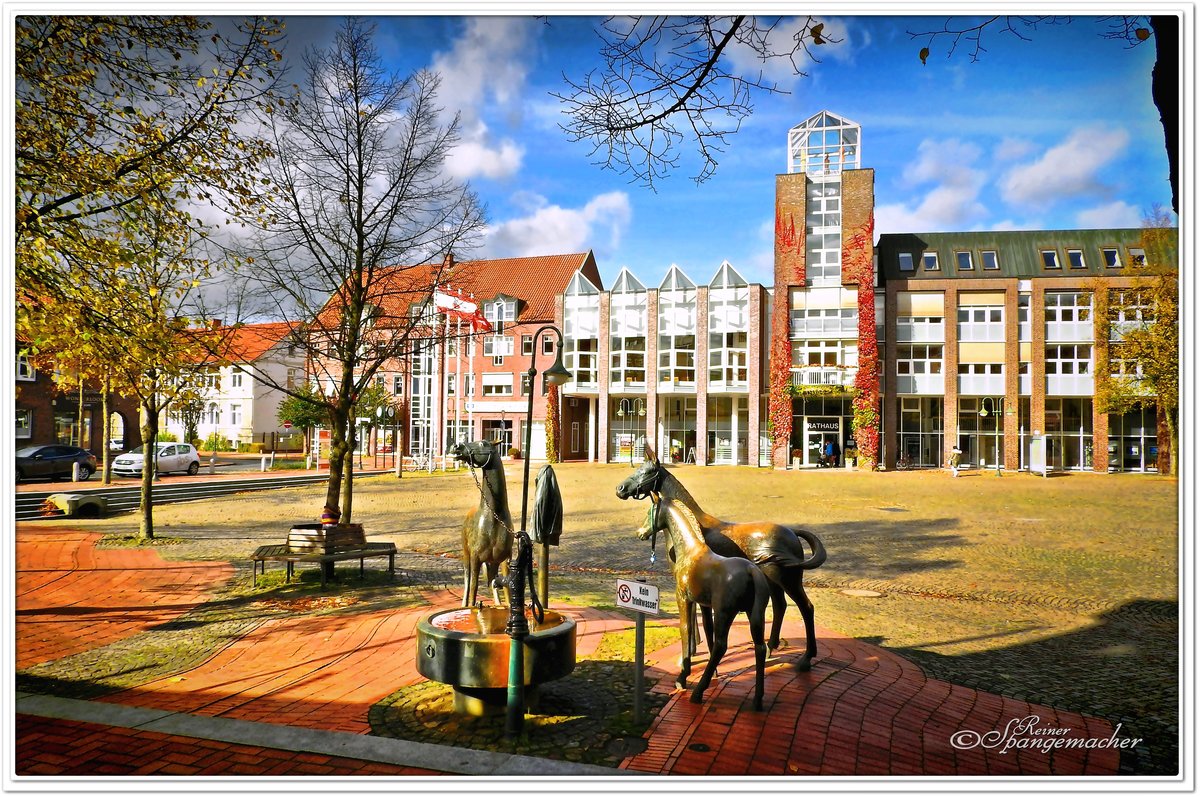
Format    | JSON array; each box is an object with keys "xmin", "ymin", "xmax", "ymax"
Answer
[
  {"xmin": 749, "ymin": 577, "xmax": 770, "ymax": 711},
  {"xmin": 486, "ymin": 560, "xmax": 501, "ymax": 606},
  {"xmin": 699, "ymin": 605, "xmax": 715, "ymax": 654},
  {"xmin": 767, "ymin": 579, "xmax": 788, "ymax": 650},
  {"xmin": 676, "ymin": 599, "xmax": 693, "ymax": 690},
  {"xmin": 782, "ymin": 574, "xmax": 818, "ymax": 671},
  {"xmin": 691, "ymin": 608, "xmax": 730, "ymax": 704},
  {"xmin": 468, "ymin": 557, "xmax": 482, "ymax": 609}
]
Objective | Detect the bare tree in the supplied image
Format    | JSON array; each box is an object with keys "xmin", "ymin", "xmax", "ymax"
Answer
[
  {"xmin": 554, "ymin": 16, "xmax": 834, "ymax": 189},
  {"xmin": 244, "ymin": 18, "xmax": 485, "ymax": 522}
]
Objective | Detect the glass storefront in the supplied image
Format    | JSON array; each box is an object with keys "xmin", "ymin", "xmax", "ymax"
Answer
[
  {"xmin": 1045, "ymin": 397, "xmax": 1093, "ymax": 471},
  {"xmin": 790, "ymin": 396, "xmax": 854, "ymax": 467},
  {"xmin": 897, "ymin": 397, "xmax": 943, "ymax": 467},
  {"xmin": 610, "ymin": 397, "xmax": 647, "ymax": 465},
  {"xmin": 658, "ymin": 397, "xmax": 697, "ymax": 463},
  {"xmin": 957, "ymin": 397, "xmax": 1005, "ymax": 470},
  {"xmin": 1108, "ymin": 404, "xmax": 1158, "ymax": 473},
  {"xmin": 706, "ymin": 396, "xmax": 749, "ymax": 465}
]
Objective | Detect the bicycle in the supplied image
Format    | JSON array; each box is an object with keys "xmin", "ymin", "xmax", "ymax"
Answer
[
  {"xmin": 404, "ymin": 453, "xmax": 432, "ymax": 472},
  {"xmin": 896, "ymin": 452, "xmax": 914, "ymax": 471}
]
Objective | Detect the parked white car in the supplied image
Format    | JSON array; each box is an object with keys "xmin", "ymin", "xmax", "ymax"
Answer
[{"xmin": 112, "ymin": 443, "xmax": 202, "ymax": 477}]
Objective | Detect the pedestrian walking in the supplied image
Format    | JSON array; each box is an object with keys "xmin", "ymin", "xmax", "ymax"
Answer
[
  {"xmin": 948, "ymin": 447, "xmax": 962, "ymax": 477},
  {"xmin": 831, "ymin": 438, "xmax": 841, "ymax": 468}
]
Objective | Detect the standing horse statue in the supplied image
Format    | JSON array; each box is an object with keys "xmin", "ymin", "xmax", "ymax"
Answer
[
  {"xmin": 641, "ymin": 496, "xmax": 769, "ymax": 710},
  {"xmin": 616, "ymin": 446, "xmax": 827, "ymax": 670},
  {"xmin": 449, "ymin": 440, "xmax": 513, "ymax": 608}
]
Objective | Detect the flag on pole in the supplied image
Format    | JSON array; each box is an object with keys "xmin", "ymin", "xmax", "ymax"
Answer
[{"xmin": 434, "ymin": 288, "xmax": 492, "ymax": 333}]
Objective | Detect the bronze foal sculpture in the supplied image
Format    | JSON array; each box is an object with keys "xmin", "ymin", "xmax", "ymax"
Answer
[
  {"xmin": 641, "ymin": 496, "xmax": 769, "ymax": 709},
  {"xmin": 616, "ymin": 446, "xmax": 827, "ymax": 670},
  {"xmin": 449, "ymin": 440, "xmax": 512, "ymax": 608}
]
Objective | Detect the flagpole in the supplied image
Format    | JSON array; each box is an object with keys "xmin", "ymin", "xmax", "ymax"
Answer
[
  {"xmin": 455, "ymin": 316, "xmax": 462, "ymax": 457},
  {"xmin": 441, "ymin": 312, "xmax": 450, "ymax": 471}
]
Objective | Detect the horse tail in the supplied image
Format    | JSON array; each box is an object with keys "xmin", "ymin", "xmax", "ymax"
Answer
[
  {"xmin": 749, "ymin": 565, "xmax": 770, "ymax": 636},
  {"xmin": 788, "ymin": 527, "xmax": 827, "ymax": 570}
]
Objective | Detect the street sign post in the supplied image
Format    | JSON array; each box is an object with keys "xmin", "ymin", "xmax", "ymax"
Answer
[{"xmin": 617, "ymin": 577, "xmax": 659, "ymax": 722}]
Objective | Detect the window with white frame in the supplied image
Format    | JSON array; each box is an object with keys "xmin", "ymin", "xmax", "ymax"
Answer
[
  {"xmin": 898, "ymin": 252, "xmax": 914, "ymax": 271},
  {"xmin": 1041, "ymin": 249, "xmax": 1061, "ymax": 269},
  {"xmin": 805, "ymin": 180, "xmax": 842, "ymax": 285},
  {"xmin": 446, "ymin": 374, "xmax": 456, "ymax": 395},
  {"xmin": 483, "ymin": 335, "xmax": 514, "ymax": 358},
  {"xmin": 658, "ymin": 334, "xmax": 695, "ymax": 384},
  {"xmin": 791, "ymin": 339, "xmax": 857, "ymax": 368},
  {"xmin": 1045, "ymin": 291, "xmax": 1091, "ymax": 323},
  {"xmin": 896, "ymin": 345, "xmax": 944, "ymax": 376},
  {"xmin": 957, "ymin": 305, "xmax": 1004, "ymax": 341},
  {"xmin": 895, "ymin": 316, "xmax": 944, "ymax": 341},
  {"xmin": 657, "ymin": 267, "xmax": 697, "ymax": 385},
  {"xmin": 708, "ymin": 332, "xmax": 748, "ymax": 385},
  {"xmin": 1102, "ymin": 247, "xmax": 1121, "ymax": 268},
  {"xmin": 981, "ymin": 250, "xmax": 999, "ymax": 270},
  {"xmin": 481, "ymin": 373, "xmax": 513, "ymax": 396},
  {"xmin": 17, "ymin": 354, "xmax": 36, "ymax": 381},
  {"xmin": 922, "ymin": 252, "xmax": 940, "ymax": 271},
  {"xmin": 542, "ymin": 336, "xmax": 554, "ymax": 356},
  {"xmin": 1018, "ymin": 294, "xmax": 1032, "ymax": 342},
  {"xmin": 1066, "ymin": 249, "xmax": 1086, "ymax": 269},
  {"xmin": 393, "ymin": 375, "xmax": 404, "ymax": 396},
  {"xmin": 564, "ymin": 270, "xmax": 601, "ymax": 386},
  {"xmin": 1045, "ymin": 344, "xmax": 1092, "ymax": 375},
  {"xmin": 231, "ymin": 371, "xmax": 243, "ymax": 388},
  {"xmin": 484, "ymin": 299, "xmax": 517, "ymax": 323},
  {"xmin": 791, "ymin": 306, "xmax": 857, "ymax": 337},
  {"xmin": 567, "ymin": 338, "xmax": 599, "ymax": 386},
  {"xmin": 958, "ymin": 362, "xmax": 1003, "ymax": 377},
  {"xmin": 1108, "ymin": 343, "xmax": 1144, "ymax": 379},
  {"xmin": 230, "ymin": 404, "xmax": 242, "ymax": 426},
  {"xmin": 520, "ymin": 372, "xmax": 532, "ymax": 396},
  {"xmin": 16, "ymin": 408, "xmax": 32, "ymax": 438},
  {"xmin": 286, "ymin": 368, "xmax": 299, "ymax": 389},
  {"xmin": 207, "ymin": 403, "xmax": 220, "ymax": 425},
  {"xmin": 956, "ymin": 251, "xmax": 974, "ymax": 271},
  {"xmin": 609, "ymin": 335, "xmax": 646, "ymax": 385},
  {"xmin": 1128, "ymin": 247, "xmax": 1146, "ymax": 266},
  {"xmin": 1112, "ymin": 289, "xmax": 1151, "ymax": 324},
  {"xmin": 522, "ymin": 335, "xmax": 533, "ymax": 356}
]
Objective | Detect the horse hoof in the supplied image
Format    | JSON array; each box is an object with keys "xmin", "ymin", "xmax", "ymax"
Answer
[
  {"xmin": 795, "ymin": 655, "xmax": 813, "ymax": 672},
  {"xmin": 753, "ymin": 699, "xmax": 764, "ymax": 711},
  {"xmin": 769, "ymin": 637, "xmax": 788, "ymax": 651},
  {"xmin": 689, "ymin": 690, "xmax": 704, "ymax": 704},
  {"xmin": 675, "ymin": 679, "xmax": 688, "ymax": 691}
]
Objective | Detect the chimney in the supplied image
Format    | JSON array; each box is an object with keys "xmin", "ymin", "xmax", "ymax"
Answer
[
  {"xmin": 443, "ymin": 251, "xmax": 455, "ymax": 271},
  {"xmin": 210, "ymin": 319, "xmax": 222, "ymax": 328}
]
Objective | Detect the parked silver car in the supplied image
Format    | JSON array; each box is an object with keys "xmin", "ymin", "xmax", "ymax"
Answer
[{"xmin": 112, "ymin": 442, "xmax": 201, "ymax": 477}]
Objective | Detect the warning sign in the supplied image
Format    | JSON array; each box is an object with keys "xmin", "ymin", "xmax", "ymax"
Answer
[{"xmin": 616, "ymin": 578, "xmax": 659, "ymax": 615}]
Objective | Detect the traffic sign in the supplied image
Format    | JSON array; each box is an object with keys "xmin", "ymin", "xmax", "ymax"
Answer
[
  {"xmin": 283, "ymin": 421, "xmax": 293, "ymax": 429},
  {"xmin": 616, "ymin": 578, "xmax": 659, "ymax": 615}
]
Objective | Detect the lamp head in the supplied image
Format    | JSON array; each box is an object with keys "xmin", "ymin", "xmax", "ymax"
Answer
[
  {"xmin": 617, "ymin": 407, "xmax": 626, "ymax": 418},
  {"xmin": 542, "ymin": 347, "xmax": 573, "ymax": 386}
]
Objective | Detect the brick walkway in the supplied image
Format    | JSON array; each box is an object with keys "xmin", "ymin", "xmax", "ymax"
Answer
[
  {"xmin": 14, "ymin": 525, "xmax": 1127, "ymax": 777},
  {"xmin": 15, "ymin": 528, "xmax": 233, "ymax": 668}
]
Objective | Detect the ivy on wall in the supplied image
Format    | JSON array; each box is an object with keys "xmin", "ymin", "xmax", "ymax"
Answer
[
  {"xmin": 545, "ymin": 383, "xmax": 560, "ymax": 464},
  {"xmin": 843, "ymin": 213, "xmax": 880, "ymax": 469}
]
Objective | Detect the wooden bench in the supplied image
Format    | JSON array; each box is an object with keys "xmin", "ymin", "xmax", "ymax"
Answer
[{"xmin": 251, "ymin": 542, "xmax": 398, "ymax": 588}]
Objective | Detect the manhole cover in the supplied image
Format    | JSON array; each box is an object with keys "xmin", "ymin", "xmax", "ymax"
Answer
[
  {"xmin": 605, "ymin": 736, "xmax": 649, "ymax": 756},
  {"xmin": 688, "ymin": 742, "xmax": 711, "ymax": 753},
  {"xmin": 840, "ymin": 589, "xmax": 885, "ymax": 598}
]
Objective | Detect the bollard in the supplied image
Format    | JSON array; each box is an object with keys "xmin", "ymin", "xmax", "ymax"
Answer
[
  {"xmin": 260, "ymin": 454, "xmax": 268, "ymax": 472},
  {"xmin": 209, "ymin": 455, "xmax": 217, "ymax": 475},
  {"xmin": 71, "ymin": 462, "xmax": 81, "ymax": 482},
  {"xmin": 306, "ymin": 454, "xmax": 312, "ymax": 470}
]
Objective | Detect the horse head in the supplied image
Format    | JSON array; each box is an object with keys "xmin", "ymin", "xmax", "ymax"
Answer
[
  {"xmin": 616, "ymin": 445, "xmax": 666, "ymax": 501},
  {"xmin": 449, "ymin": 439, "xmax": 500, "ymax": 470}
]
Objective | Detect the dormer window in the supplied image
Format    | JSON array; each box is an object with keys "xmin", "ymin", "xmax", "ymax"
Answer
[{"xmin": 484, "ymin": 297, "xmax": 517, "ymax": 323}]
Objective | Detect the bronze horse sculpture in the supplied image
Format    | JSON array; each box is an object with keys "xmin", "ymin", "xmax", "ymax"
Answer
[
  {"xmin": 617, "ymin": 447, "xmax": 827, "ymax": 670},
  {"xmin": 449, "ymin": 440, "xmax": 512, "ymax": 608},
  {"xmin": 641, "ymin": 496, "xmax": 769, "ymax": 709}
]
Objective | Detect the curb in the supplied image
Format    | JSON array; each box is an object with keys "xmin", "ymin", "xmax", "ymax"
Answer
[{"xmin": 15, "ymin": 692, "xmax": 634, "ymax": 778}]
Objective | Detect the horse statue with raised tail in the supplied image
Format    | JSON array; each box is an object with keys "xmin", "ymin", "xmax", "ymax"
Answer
[
  {"xmin": 640, "ymin": 495, "xmax": 769, "ymax": 709},
  {"xmin": 617, "ymin": 446, "xmax": 827, "ymax": 671},
  {"xmin": 449, "ymin": 440, "xmax": 512, "ymax": 608}
]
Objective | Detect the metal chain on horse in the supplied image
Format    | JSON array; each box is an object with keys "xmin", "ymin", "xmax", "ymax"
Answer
[{"xmin": 467, "ymin": 458, "xmax": 517, "ymax": 539}]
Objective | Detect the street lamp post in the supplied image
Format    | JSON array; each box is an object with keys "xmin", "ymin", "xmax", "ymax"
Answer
[
  {"xmin": 616, "ymin": 398, "xmax": 646, "ymax": 467},
  {"xmin": 979, "ymin": 397, "xmax": 1003, "ymax": 477},
  {"xmin": 505, "ymin": 323, "xmax": 572, "ymax": 738}
]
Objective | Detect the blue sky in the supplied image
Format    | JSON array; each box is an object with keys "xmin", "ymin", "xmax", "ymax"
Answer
[{"xmin": 278, "ymin": 14, "xmax": 1171, "ymax": 290}]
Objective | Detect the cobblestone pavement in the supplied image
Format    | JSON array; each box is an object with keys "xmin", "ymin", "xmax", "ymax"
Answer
[{"xmin": 13, "ymin": 463, "xmax": 1179, "ymax": 777}]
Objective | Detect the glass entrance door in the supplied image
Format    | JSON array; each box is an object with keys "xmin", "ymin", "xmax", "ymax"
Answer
[{"xmin": 805, "ymin": 417, "xmax": 841, "ymax": 466}]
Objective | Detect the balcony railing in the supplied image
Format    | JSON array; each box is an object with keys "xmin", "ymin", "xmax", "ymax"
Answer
[
  {"xmin": 790, "ymin": 315, "xmax": 858, "ymax": 338},
  {"xmin": 791, "ymin": 367, "xmax": 856, "ymax": 388}
]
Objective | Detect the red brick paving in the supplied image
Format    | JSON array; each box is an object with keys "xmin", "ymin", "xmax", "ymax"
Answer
[
  {"xmin": 15, "ymin": 715, "xmax": 439, "ymax": 776},
  {"xmin": 16, "ymin": 524, "xmax": 1125, "ymax": 777},
  {"xmin": 16, "ymin": 527, "xmax": 233, "ymax": 668}
]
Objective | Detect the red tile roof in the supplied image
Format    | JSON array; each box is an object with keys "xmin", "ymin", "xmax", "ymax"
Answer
[
  {"xmin": 449, "ymin": 252, "xmax": 600, "ymax": 321},
  {"xmin": 210, "ymin": 322, "xmax": 298, "ymax": 364}
]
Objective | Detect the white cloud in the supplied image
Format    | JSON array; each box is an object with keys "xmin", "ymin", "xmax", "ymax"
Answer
[
  {"xmin": 999, "ymin": 127, "xmax": 1130, "ymax": 207},
  {"xmin": 995, "ymin": 137, "xmax": 1036, "ymax": 162},
  {"xmin": 446, "ymin": 121, "xmax": 524, "ymax": 180},
  {"xmin": 1075, "ymin": 201, "xmax": 1141, "ymax": 228},
  {"xmin": 875, "ymin": 138, "xmax": 988, "ymax": 234},
  {"xmin": 431, "ymin": 18, "xmax": 537, "ymax": 180},
  {"xmin": 484, "ymin": 192, "xmax": 632, "ymax": 257},
  {"xmin": 723, "ymin": 16, "xmax": 866, "ymax": 86}
]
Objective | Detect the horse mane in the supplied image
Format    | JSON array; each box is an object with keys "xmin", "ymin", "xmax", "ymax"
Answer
[{"xmin": 658, "ymin": 467, "xmax": 721, "ymax": 527}]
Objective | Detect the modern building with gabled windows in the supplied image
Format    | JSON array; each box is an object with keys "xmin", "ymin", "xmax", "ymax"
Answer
[{"xmin": 550, "ymin": 109, "xmax": 1171, "ymax": 473}]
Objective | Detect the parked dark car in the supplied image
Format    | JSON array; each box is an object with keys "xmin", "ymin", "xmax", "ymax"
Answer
[{"xmin": 15, "ymin": 444, "xmax": 98, "ymax": 483}]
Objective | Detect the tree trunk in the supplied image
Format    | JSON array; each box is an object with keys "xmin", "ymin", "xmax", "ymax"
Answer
[
  {"xmin": 323, "ymin": 408, "xmax": 349, "ymax": 515},
  {"xmin": 76, "ymin": 381, "xmax": 85, "ymax": 448},
  {"xmin": 101, "ymin": 377, "xmax": 111, "ymax": 485},
  {"xmin": 341, "ymin": 411, "xmax": 355, "ymax": 525},
  {"xmin": 1160, "ymin": 403, "xmax": 1176, "ymax": 477},
  {"xmin": 138, "ymin": 403, "xmax": 158, "ymax": 540},
  {"xmin": 1151, "ymin": 16, "xmax": 1179, "ymax": 215}
]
